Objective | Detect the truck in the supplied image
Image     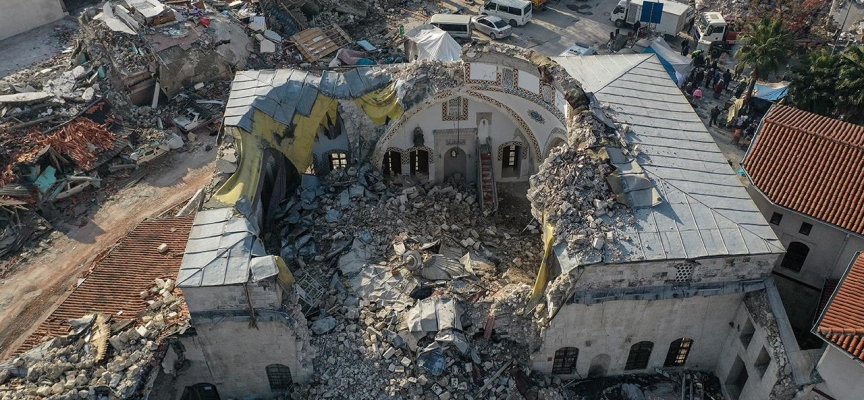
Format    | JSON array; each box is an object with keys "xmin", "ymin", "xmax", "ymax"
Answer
[
  {"xmin": 609, "ymin": 0, "xmax": 695, "ymax": 37},
  {"xmin": 693, "ymin": 12, "xmax": 739, "ymax": 56}
]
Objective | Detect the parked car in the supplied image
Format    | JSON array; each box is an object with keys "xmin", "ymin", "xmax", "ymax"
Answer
[{"xmin": 472, "ymin": 15, "xmax": 512, "ymax": 39}]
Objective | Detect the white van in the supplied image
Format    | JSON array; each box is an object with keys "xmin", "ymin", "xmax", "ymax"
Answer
[
  {"xmin": 430, "ymin": 14, "xmax": 474, "ymax": 39},
  {"xmin": 480, "ymin": 0, "xmax": 532, "ymax": 27}
]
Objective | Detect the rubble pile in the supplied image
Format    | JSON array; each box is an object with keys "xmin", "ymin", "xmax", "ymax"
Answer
[
  {"xmin": 526, "ymin": 120, "xmax": 631, "ymax": 259},
  {"xmin": 0, "ymin": 278, "xmax": 189, "ymax": 400},
  {"xmin": 261, "ymin": 162, "xmax": 574, "ymax": 398}
]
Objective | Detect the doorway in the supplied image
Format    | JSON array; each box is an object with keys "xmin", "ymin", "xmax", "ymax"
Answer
[
  {"xmin": 588, "ymin": 354, "xmax": 611, "ymax": 378},
  {"xmin": 443, "ymin": 147, "xmax": 467, "ymax": 181}
]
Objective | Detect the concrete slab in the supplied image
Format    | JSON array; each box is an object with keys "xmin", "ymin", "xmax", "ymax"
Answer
[
  {"xmin": 260, "ymin": 39, "xmax": 276, "ymax": 53},
  {"xmin": 0, "ymin": 17, "xmax": 78, "ymax": 79}
]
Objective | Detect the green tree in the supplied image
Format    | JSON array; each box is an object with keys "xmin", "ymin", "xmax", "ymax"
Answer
[
  {"xmin": 837, "ymin": 45, "xmax": 864, "ymax": 124},
  {"xmin": 789, "ymin": 48, "xmax": 840, "ymax": 117},
  {"xmin": 736, "ymin": 17, "xmax": 795, "ymax": 104}
]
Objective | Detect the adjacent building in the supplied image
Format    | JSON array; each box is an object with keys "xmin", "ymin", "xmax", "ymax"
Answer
[
  {"xmin": 813, "ymin": 253, "xmax": 864, "ymax": 400},
  {"xmin": 743, "ymin": 105, "xmax": 864, "ymax": 334}
]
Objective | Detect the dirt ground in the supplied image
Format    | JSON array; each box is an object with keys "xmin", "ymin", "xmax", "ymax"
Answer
[{"xmin": 0, "ymin": 136, "xmax": 216, "ymax": 360}]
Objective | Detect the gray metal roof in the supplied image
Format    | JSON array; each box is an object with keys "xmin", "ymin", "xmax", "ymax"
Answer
[
  {"xmin": 178, "ymin": 208, "xmax": 278, "ymax": 287},
  {"xmin": 223, "ymin": 68, "xmax": 392, "ymax": 131},
  {"xmin": 552, "ymin": 54, "xmax": 783, "ymax": 266}
]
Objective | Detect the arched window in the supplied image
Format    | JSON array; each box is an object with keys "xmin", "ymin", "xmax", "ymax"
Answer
[
  {"xmin": 383, "ymin": 150, "xmax": 403, "ymax": 176},
  {"xmin": 664, "ymin": 338, "xmax": 693, "ymax": 367},
  {"xmin": 781, "ymin": 242, "xmax": 809, "ymax": 272},
  {"xmin": 265, "ymin": 364, "xmax": 293, "ymax": 391},
  {"xmin": 551, "ymin": 347, "xmax": 579, "ymax": 375},
  {"xmin": 625, "ymin": 341, "xmax": 654, "ymax": 370}
]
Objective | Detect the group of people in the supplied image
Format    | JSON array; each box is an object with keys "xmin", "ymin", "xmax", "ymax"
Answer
[{"xmin": 681, "ymin": 64, "xmax": 733, "ymax": 106}]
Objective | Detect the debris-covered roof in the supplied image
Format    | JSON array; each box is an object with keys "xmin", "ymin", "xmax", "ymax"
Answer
[
  {"xmin": 177, "ymin": 208, "xmax": 278, "ymax": 288},
  {"xmin": 552, "ymin": 54, "xmax": 782, "ymax": 266},
  {"xmin": 744, "ymin": 104, "xmax": 864, "ymax": 235},
  {"xmin": 223, "ymin": 68, "xmax": 391, "ymax": 131},
  {"xmin": 816, "ymin": 253, "xmax": 864, "ymax": 360},
  {"xmin": 17, "ymin": 216, "xmax": 193, "ymax": 354}
]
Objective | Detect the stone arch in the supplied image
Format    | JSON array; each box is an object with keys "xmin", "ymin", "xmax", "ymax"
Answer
[
  {"xmin": 407, "ymin": 146, "xmax": 435, "ymax": 163},
  {"xmin": 497, "ymin": 140, "xmax": 527, "ymax": 161},
  {"xmin": 371, "ymin": 87, "xmax": 549, "ymax": 172},
  {"xmin": 544, "ymin": 127, "xmax": 568, "ymax": 157}
]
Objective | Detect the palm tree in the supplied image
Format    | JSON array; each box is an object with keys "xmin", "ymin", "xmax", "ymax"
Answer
[
  {"xmin": 837, "ymin": 45, "xmax": 864, "ymax": 124},
  {"xmin": 735, "ymin": 17, "xmax": 795, "ymax": 104},
  {"xmin": 788, "ymin": 48, "xmax": 840, "ymax": 117}
]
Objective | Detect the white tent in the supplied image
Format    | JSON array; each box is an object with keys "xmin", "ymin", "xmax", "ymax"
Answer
[
  {"xmin": 404, "ymin": 25, "xmax": 462, "ymax": 62},
  {"xmin": 645, "ymin": 37, "xmax": 693, "ymax": 85}
]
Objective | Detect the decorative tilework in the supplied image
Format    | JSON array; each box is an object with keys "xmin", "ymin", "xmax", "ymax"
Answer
[
  {"xmin": 408, "ymin": 146, "xmax": 435, "ymax": 163},
  {"xmin": 465, "ymin": 90, "xmax": 541, "ymax": 162},
  {"xmin": 528, "ymin": 110, "xmax": 545, "ymax": 124},
  {"xmin": 385, "ymin": 147, "xmax": 408, "ymax": 165},
  {"xmin": 502, "ymin": 68, "xmax": 516, "ymax": 88},
  {"xmin": 497, "ymin": 141, "xmax": 526, "ymax": 161},
  {"xmin": 469, "ymin": 85, "xmax": 566, "ymax": 126},
  {"xmin": 442, "ymin": 96, "xmax": 469, "ymax": 121}
]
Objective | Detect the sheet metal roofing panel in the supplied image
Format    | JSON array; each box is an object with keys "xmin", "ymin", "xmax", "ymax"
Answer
[
  {"xmin": 551, "ymin": 54, "xmax": 651, "ymax": 93},
  {"xmin": 250, "ymin": 256, "xmax": 279, "ymax": 282},
  {"xmin": 553, "ymin": 54, "xmax": 783, "ymax": 267},
  {"xmin": 178, "ymin": 208, "xmax": 267, "ymax": 288},
  {"xmin": 296, "ymin": 84, "xmax": 320, "ymax": 117}
]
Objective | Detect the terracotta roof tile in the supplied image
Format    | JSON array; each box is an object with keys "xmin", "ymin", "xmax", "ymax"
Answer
[
  {"xmin": 16, "ymin": 216, "xmax": 193, "ymax": 354},
  {"xmin": 744, "ymin": 105, "xmax": 864, "ymax": 235},
  {"xmin": 817, "ymin": 253, "xmax": 864, "ymax": 359}
]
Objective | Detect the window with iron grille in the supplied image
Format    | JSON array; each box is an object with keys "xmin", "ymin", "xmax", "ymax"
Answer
[
  {"xmin": 625, "ymin": 341, "xmax": 654, "ymax": 370},
  {"xmin": 265, "ymin": 364, "xmax": 293, "ymax": 391},
  {"xmin": 663, "ymin": 338, "xmax": 693, "ymax": 367},
  {"xmin": 551, "ymin": 347, "xmax": 579, "ymax": 375},
  {"xmin": 329, "ymin": 152, "xmax": 348, "ymax": 170}
]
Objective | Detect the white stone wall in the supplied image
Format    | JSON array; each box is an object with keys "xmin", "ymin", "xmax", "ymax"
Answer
[
  {"xmin": 815, "ymin": 346, "xmax": 864, "ymax": 400},
  {"xmin": 746, "ymin": 186, "xmax": 864, "ymax": 287},
  {"xmin": 533, "ymin": 292, "xmax": 745, "ymax": 377},
  {"xmin": 0, "ymin": 0, "xmax": 66, "ymax": 41},
  {"xmin": 572, "ymin": 253, "xmax": 779, "ymax": 291},
  {"xmin": 172, "ymin": 316, "xmax": 313, "ymax": 399},
  {"xmin": 715, "ymin": 301, "xmax": 782, "ymax": 400},
  {"xmin": 182, "ymin": 280, "xmax": 282, "ymax": 313}
]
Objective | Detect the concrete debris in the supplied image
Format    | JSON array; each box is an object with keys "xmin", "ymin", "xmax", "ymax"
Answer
[{"xmin": 0, "ymin": 278, "xmax": 188, "ymax": 399}]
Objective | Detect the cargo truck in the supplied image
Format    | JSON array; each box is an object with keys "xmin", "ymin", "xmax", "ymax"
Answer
[{"xmin": 609, "ymin": 0, "xmax": 695, "ymax": 37}]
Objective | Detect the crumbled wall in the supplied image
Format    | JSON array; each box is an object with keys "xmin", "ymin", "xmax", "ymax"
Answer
[{"xmin": 744, "ymin": 291, "xmax": 798, "ymax": 400}]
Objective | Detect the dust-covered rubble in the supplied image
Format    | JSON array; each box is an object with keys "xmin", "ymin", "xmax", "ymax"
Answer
[{"xmin": 0, "ymin": 278, "xmax": 189, "ymax": 400}]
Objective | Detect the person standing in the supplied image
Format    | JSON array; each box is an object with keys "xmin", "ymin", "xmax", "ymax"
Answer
[
  {"xmin": 723, "ymin": 68, "xmax": 733, "ymax": 90},
  {"xmin": 694, "ymin": 68, "xmax": 705, "ymax": 90},
  {"xmin": 709, "ymin": 105, "xmax": 721, "ymax": 126},
  {"xmin": 704, "ymin": 68, "xmax": 714, "ymax": 88},
  {"xmin": 692, "ymin": 87, "xmax": 703, "ymax": 106},
  {"xmin": 714, "ymin": 79, "xmax": 724, "ymax": 99},
  {"xmin": 633, "ymin": 20, "xmax": 642, "ymax": 37},
  {"xmin": 681, "ymin": 40, "xmax": 690, "ymax": 56}
]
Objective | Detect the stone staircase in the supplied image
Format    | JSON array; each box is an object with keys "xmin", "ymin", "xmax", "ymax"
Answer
[{"xmin": 477, "ymin": 138, "xmax": 498, "ymax": 213}]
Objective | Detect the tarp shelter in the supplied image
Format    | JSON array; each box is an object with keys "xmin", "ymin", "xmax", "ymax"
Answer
[
  {"xmin": 644, "ymin": 37, "xmax": 692, "ymax": 85},
  {"xmin": 403, "ymin": 25, "xmax": 462, "ymax": 62},
  {"xmin": 753, "ymin": 82, "xmax": 789, "ymax": 102}
]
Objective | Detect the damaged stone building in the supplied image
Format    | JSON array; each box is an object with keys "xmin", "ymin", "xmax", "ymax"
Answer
[{"xmin": 1, "ymin": 40, "xmax": 830, "ymax": 399}]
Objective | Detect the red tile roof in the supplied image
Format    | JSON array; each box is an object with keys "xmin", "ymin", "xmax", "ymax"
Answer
[
  {"xmin": 817, "ymin": 253, "xmax": 864, "ymax": 359},
  {"xmin": 16, "ymin": 216, "xmax": 193, "ymax": 354},
  {"xmin": 744, "ymin": 105, "xmax": 864, "ymax": 235}
]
